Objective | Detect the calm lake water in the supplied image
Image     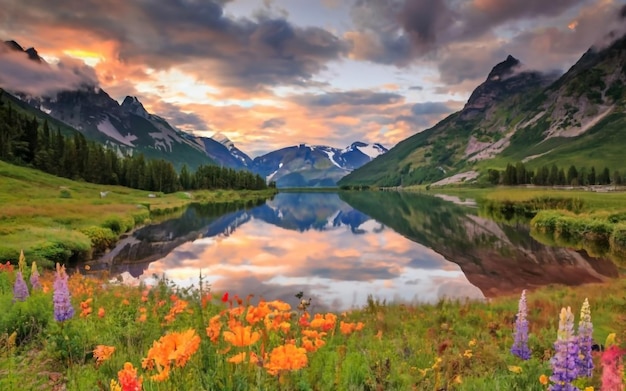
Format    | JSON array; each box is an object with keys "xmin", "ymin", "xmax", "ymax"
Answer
[{"xmin": 98, "ymin": 191, "xmax": 619, "ymax": 311}]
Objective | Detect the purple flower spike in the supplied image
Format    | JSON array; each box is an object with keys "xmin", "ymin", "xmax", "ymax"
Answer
[
  {"xmin": 549, "ymin": 307, "xmax": 580, "ymax": 391},
  {"xmin": 30, "ymin": 262, "xmax": 41, "ymax": 290},
  {"xmin": 511, "ymin": 289, "xmax": 531, "ymax": 360},
  {"xmin": 577, "ymin": 298, "xmax": 593, "ymax": 378},
  {"xmin": 53, "ymin": 263, "xmax": 74, "ymax": 322},
  {"xmin": 13, "ymin": 271, "xmax": 29, "ymax": 302}
]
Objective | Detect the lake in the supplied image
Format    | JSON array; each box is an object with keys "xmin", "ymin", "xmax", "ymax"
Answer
[{"xmin": 97, "ymin": 191, "xmax": 619, "ymax": 311}]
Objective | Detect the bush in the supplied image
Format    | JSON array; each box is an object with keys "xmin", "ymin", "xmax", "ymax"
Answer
[
  {"xmin": 59, "ymin": 189, "xmax": 72, "ymax": 198},
  {"xmin": 0, "ymin": 293, "xmax": 53, "ymax": 346},
  {"xmin": 80, "ymin": 226, "xmax": 117, "ymax": 254}
]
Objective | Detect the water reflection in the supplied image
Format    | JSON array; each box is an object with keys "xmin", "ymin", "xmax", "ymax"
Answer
[
  {"xmin": 104, "ymin": 193, "xmax": 484, "ymax": 311},
  {"xmin": 100, "ymin": 191, "xmax": 619, "ymax": 311}
]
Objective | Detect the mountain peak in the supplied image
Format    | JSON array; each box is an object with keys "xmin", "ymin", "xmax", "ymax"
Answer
[
  {"xmin": 487, "ymin": 55, "xmax": 521, "ymax": 81},
  {"xmin": 121, "ymin": 96, "xmax": 150, "ymax": 119},
  {"xmin": 213, "ymin": 132, "xmax": 234, "ymax": 149}
]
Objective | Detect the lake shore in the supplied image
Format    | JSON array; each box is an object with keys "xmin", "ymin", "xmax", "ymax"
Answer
[{"xmin": 0, "ymin": 161, "xmax": 277, "ymax": 267}]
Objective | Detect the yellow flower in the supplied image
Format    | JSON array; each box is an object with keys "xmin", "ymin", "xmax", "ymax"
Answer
[
  {"xmin": 507, "ymin": 365, "xmax": 522, "ymax": 374},
  {"xmin": 468, "ymin": 338, "xmax": 477, "ymax": 347},
  {"xmin": 584, "ymin": 387, "xmax": 594, "ymax": 391},
  {"xmin": 463, "ymin": 349, "xmax": 473, "ymax": 358}
]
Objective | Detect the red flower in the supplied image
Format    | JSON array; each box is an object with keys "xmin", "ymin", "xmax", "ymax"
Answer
[{"xmin": 221, "ymin": 292, "xmax": 229, "ymax": 302}]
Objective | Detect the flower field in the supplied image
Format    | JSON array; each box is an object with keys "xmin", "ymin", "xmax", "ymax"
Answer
[{"xmin": 0, "ymin": 253, "xmax": 625, "ymax": 390}]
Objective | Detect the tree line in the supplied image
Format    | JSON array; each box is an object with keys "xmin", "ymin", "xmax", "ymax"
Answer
[
  {"xmin": 487, "ymin": 162, "xmax": 622, "ymax": 186},
  {"xmin": 0, "ymin": 99, "xmax": 271, "ymax": 193}
]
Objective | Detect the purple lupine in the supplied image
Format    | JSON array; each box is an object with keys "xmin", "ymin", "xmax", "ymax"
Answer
[
  {"xmin": 577, "ymin": 298, "xmax": 593, "ymax": 378},
  {"xmin": 30, "ymin": 262, "xmax": 41, "ymax": 290},
  {"xmin": 511, "ymin": 289, "xmax": 531, "ymax": 360},
  {"xmin": 12, "ymin": 271, "xmax": 29, "ymax": 302},
  {"xmin": 53, "ymin": 263, "xmax": 74, "ymax": 322},
  {"xmin": 550, "ymin": 306, "xmax": 580, "ymax": 391}
]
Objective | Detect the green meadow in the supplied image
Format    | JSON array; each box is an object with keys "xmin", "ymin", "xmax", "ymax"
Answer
[
  {"xmin": 0, "ymin": 160, "xmax": 276, "ymax": 266},
  {"xmin": 0, "ymin": 264, "xmax": 624, "ymax": 390}
]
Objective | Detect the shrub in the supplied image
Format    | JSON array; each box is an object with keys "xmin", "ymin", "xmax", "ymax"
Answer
[{"xmin": 80, "ymin": 226, "xmax": 117, "ymax": 254}]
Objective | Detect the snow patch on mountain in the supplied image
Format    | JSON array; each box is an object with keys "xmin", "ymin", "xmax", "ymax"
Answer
[
  {"xmin": 322, "ymin": 149, "xmax": 346, "ymax": 169},
  {"xmin": 97, "ymin": 117, "xmax": 137, "ymax": 146},
  {"xmin": 356, "ymin": 144, "xmax": 386, "ymax": 158}
]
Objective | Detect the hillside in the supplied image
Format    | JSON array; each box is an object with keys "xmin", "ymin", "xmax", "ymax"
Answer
[{"xmin": 339, "ymin": 34, "xmax": 626, "ymax": 187}]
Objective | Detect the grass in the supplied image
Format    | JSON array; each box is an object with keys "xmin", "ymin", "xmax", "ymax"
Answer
[
  {"xmin": 0, "ymin": 264, "xmax": 624, "ymax": 390},
  {"xmin": 0, "ymin": 161, "xmax": 276, "ymax": 265}
]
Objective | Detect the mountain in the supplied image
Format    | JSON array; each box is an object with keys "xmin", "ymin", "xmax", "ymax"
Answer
[
  {"xmin": 2, "ymin": 40, "xmax": 215, "ymax": 170},
  {"xmin": 250, "ymin": 142, "xmax": 387, "ymax": 187},
  {"xmin": 212, "ymin": 133, "xmax": 253, "ymax": 167},
  {"xmin": 340, "ymin": 33, "xmax": 626, "ymax": 187}
]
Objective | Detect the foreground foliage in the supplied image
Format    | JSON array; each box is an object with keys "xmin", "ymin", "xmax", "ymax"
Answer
[{"xmin": 0, "ymin": 260, "xmax": 624, "ymax": 390}]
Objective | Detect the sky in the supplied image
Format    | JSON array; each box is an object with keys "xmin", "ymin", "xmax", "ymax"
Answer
[{"xmin": 1, "ymin": 0, "xmax": 625, "ymax": 157}]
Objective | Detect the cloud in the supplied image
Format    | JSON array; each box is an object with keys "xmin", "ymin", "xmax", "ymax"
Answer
[
  {"xmin": 1, "ymin": 0, "xmax": 348, "ymax": 90},
  {"xmin": 295, "ymin": 90, "xmax": 404, "ymax": 107},
  {"xmin": 410, "ymin": 101, "xmax": 452, "ymax": 115},
  {"xmin": 347, "ymin": 0, "xmax": 589, "ymax": 67},
  {"xmin": 146, "ymin": 99, "xmax": 210, "ymax": 132},
  {"xmin": 408, "ymin": 85, "xmax": 423, "ymax": 90},
  {"xmin": 260, "ymin": 117, "xmax": 286, "ymax": 129},
  {"xmin": 0, "ymin": 46, "xmax": 98, "ymax": 96}
]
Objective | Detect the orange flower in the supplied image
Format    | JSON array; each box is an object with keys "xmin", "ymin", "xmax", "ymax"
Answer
[
  {"xmin": 206, "ymin": 315, "xmax": 222, "ymax": 343},
  {"xmin": 93, "ymin": 345, "xmax": 115, "ymax": 367},
  {"xmin": 137, "ymin": 314, "xmax": 147, "ymax": 323},
  {"xmin": 246, "ymin": 302, "xmax": 271, "ymax": 324},
  {"xmin": 223, "ymin": 325, "xmax": 260, "ymax": 347},
  {"xmin": 227, "ymin": 351, "xmax": 260, "ymax": 364},
  {"xmin": 122, "ymin": 299, "xmax": 130, "ymax": 306},
  {"xmin": 265, "ymin": 343, "xmax": 308, "ymax": 375},
  {"xmin": 116, "ymin": 362, "xmax": 142, "ymax": 391},
  {"xmin": 80, "ymin": 298, "xmax": 93, "ymax": 318},
  {"xmin": 339, "ymin": 321, "xmax": 365, "ymax": 335},
  {"xmin": 302, "ymin": 337, "xmax": 326, "ymax": 352},
  {"xmin": 142, "ymin": 329, "xmax": 201, "ymax": 382},
  {"xmin": 539, "ymin": 374, "xmax": 549, "ymax": 385},
  {"xmin": 163, "ymin": 299, "xmax": 188, "ymax": 324},
  {"xmin": 310, "ymin": 313, "xmax": 337, "ymax": 332},
  {"xmin": 98, "ymin": 307, "xmax": 105, "ymax": 318}
]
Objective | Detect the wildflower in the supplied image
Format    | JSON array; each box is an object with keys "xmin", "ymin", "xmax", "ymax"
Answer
[
  {"xmin": 30, "ymin": 262, "xmax": 41, "ymax": 290},
  {"xmin": 163, "ymin": 299, "xmax": 188, "ymax": 324},
  {"xmin": 0, "ymin": 261, "xmax": 14, "ymax": 272},
  {"xmin": 98, "ymin": 307, "xmax": 105, "ymax": 318},
  {"xmin": 511, "ymin": 289, "xmax": 531, "ymax": 360},
  {"xmin": 228, "ymin": 351, "xmax": 260, "ymax": 365},
  {"xmin": 206, "ymin": 314, "xmax": 222, "ymax": 343},
  {"xmin": 93, "ymin": 345, "xmax": 115, "ymax": 367},
  {"xmin": 80, "ymin": 298, "xmax": 93, "ymax": 317},
  {"xmin": 223, "ymin": 325, "xmax": 260, "ymax": 347},
  {"xmin": 549, "ymin": 306, "xmax": 579, "ymax": 391},
  {"xmin": 116, "ymin": 362, "xmax": 143, "ymax": 391},
  {"xmin": 142, "ymin": 329, "xmax": 201, "ymax": 382},
  {"xmin": 265, "ymin": 343, "xmax": 308, "ymax": 375},
  {"xmin": 540, "ymin": 374, "xmax": 549, "ymax": 385},
  {"xmin": 310, "ymin": 313, "xmax": 337, "ymax": 332},
  {"xmin": 13, "ymin": 271, "xmax": 29, "ymax": 302},
  {"xmin": 577, "ymin": 298, "xmax": 593, "ymax": 378},
  {"xmin": 17, "ymin": 249, "xmax": 26, "ymax": 273},
  {"xmin": 53, "ymin": 263, "xmax": 74, "ymax": 322},
  {"xmin": 600, "ymin": 342, "xmax": 624, "ymax": 391},
  {"xmin": 339, "ymin": 321, "xmax": 364, "ymax": 335},
  {"xmin": 463, "ymin": 350, "xmax": 473, "ymax": 359},
  {"xmin": 221, "ymin": 292, "xmax": 229, "ymax": 302}
]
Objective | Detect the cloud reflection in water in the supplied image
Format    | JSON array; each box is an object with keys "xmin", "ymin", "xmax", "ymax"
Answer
[{"xmin": 139, "ymin": 214, "xmax": 484, "ymax": 311}]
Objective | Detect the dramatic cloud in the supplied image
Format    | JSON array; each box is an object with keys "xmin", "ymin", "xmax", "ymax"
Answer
[
  {"xmin": 295, "ymin": 90, "xmax": 404, "ymax": 107},
  {"xmin": 146, "ymin": 100, "xmax": 210, "ymax": 132},
  {"xmin": 411, "ymin": 101, "xmax": 453, "ymax": 115},
  {"xmin": 0, "ymin": 0, "xmax": 348, "ymax": 89},
  {"xmin": 0, "ymin": 45, "xmax": 98, "ymax": 96},
  {"xmin": 260, "ymin": 117, "xmax": 286, "ymax": 129}
]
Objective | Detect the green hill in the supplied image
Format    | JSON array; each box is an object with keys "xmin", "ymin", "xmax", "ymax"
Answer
[{"xmin": 339, "ymin": 35, "xmax": 626, "ymax": 187}]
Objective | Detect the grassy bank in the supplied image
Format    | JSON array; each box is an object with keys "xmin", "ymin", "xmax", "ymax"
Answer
[
  {"xmin": 0, "ymin": 265, "xmax": 624, "ymax": 390},
  {"xmin": 0, "ymin": 161, "xmax": 276, "ymax": 266}
]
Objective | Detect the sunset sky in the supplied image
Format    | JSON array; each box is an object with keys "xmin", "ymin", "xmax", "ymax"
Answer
[{"xmin": 1, "ymin": 0, "xmax": 625, "ymax": 157}]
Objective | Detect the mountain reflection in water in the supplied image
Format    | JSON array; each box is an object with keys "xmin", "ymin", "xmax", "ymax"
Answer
[{"xmin": 100, "ymin": 192, "xmax": 619, "ymax": 311}]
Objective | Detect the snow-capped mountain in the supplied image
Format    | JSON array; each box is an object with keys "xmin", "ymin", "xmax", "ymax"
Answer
[
  {"xmin": 250, "ymin": 142, "xmax": 387, "ymax": 187},
  {"xmin": 211, "ymin": 132, "xmax": 253, "ymax": 167}
]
